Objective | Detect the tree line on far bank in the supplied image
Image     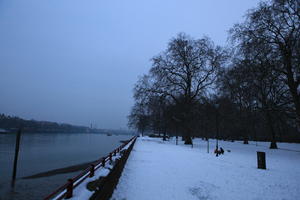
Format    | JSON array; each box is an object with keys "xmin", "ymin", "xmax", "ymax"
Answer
[
  {"xmin": 128, "ymin": 0, "xmax": 300, "ymax": 148},
  {"xmin": 0, "ymin": 114, "xmax": 99, "ymax": 133},
  {"xmin": 0, "ymin": 114, "xmax": 91, "ymax": 133},
  {"xmin": 0, "ymin": 114, "xmax": 135, "ymax": 135}
]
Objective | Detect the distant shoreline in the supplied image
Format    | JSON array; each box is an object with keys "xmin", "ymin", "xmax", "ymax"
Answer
[
  {"xmin": 0, "ymin": 131, "xmax": 133, "ymax": 136},
  {"xmin": 0, "ymin": 113, "xmax": 135, "ymax": 136}
]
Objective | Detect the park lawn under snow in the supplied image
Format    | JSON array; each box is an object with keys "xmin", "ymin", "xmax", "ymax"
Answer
[{"xmin": 110, "ymin": 137, "xmax": 300, "ymax": 200}]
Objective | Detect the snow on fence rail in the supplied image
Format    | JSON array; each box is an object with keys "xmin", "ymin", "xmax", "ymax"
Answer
[{"xmin": 44, "ymin": 135, "xmax": 137, "ymax": 200}]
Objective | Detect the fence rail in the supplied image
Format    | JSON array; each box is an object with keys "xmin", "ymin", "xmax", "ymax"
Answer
[
  {"xmin": 89, "ymin": 136, "xmax": 137, "ymax": 200},
  {"xmin": 44, "ymin": 135, "xmax": 137, "ymax": 200}
]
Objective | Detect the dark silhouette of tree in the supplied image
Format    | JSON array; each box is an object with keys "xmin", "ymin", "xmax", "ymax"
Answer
[
  {"xmin": 128, "ymin": 102, "xmax": 149, "ymax": 136},
  {"xmin": 128, "ymin": 1, "xmax": 300, "ymax": 145},
  {"xmin": 132, "ymin": 33, "xmax": 226, "ymax": 144},
  {"xmin": 0, "ymin": 114, "xmax": 93, "ymax": 133},
  {"xmin": 231, "ymin": 0, "xmax": 300, "ymax": 129}
]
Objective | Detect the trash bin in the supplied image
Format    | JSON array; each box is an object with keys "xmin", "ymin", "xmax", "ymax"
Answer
[{"xmin": 257, "ymin": 151, "xmax": 266, "ymax": 169}]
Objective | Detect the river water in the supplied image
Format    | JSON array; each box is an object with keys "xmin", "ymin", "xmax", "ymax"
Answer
[{"xmin": 0, "ymin": 133, "xmax": 131, "ymax": 200}]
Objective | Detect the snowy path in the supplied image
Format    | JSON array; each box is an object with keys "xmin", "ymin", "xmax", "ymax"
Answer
[{"xmin": 111, "ymin": 137, "xmax": 300, "ymax": 200}]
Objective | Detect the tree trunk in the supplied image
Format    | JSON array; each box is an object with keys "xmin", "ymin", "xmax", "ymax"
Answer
[
  {"xmin": 184, "ymin": 136, "xmax": 193, "ymax": 144},
  {"xmin": 252, "ymin": 118, "xmax": 257, "ymax": 143},
  {"xmin": 270, "ymin": 140, "xmax": 278, "ymax": 149},
  {"xmin": 184, "ymin": 129, "xmax": 193, "ymax": 145},
  {"xmin": 277, "ymin": 119, "xmax": 283, "ymax": 142}
]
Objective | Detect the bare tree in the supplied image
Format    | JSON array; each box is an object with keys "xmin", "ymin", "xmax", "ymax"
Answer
[
  {"xmin": 128, "ymin": 102, "xmax": 149, "ymax": 136},
  {"xmin": 220, "ymin": 61, "xmax": 256, "ymax": 144},
  {"xmin": 231, "ymin": 0, "xmax": 300, "ymax": 128},
  {"xmin": 223, "ymin": 35, "xmax": 293, "ymax": 148},
  {"xmin": 137, "ymin": 33, "xmax": 226, "ymax": 144}
]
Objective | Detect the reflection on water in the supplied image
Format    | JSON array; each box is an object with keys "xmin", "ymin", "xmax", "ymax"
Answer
[{"xmin": 0, "ymin": 133, "xmax": 131, "ymax": 200}]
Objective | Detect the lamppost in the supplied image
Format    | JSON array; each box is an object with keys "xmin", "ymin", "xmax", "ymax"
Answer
[
  {"xmin": 172, "ymin": 116, "xmax": 181, "ymax": 145},
  {"xmin": 207, "ymin": 137, "xmax": 209, "ymax": 153},
  {"xmin": 215, "ymin": 103, "xmax": 219, "ymax": 157}
]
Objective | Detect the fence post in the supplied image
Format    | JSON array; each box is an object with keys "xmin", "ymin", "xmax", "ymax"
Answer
[
  {"xmin": 89, "ymin": 164, "xmax": 95, "ymax": 177},
  {"xmin": 65, "ymin": 179, "xmax": 73, "ymax": 199},
  {"xmin": 109, "ymin": 153, "xmax": 112, "ymax": 161},
  {"xmin": 102, "ymin": 157, "xmax": 105, "ymax": 167}
]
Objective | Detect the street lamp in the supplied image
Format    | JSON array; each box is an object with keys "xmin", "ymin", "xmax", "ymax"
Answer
[
  {"xmin": 207, "ymin": 137, "xmax": 209, "ymax": 153},
  {"xmin": 172, "ymin": 116, "xmax": 181, "ymax": 145},
  {"xmin": 215, "ymin": 103, "xmax": 220, "ymax": 157}
]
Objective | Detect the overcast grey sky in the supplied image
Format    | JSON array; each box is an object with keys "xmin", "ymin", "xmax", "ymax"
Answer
[{"xmin": 0, "ymin": 0, "xmax": 261, "ymax": 129}]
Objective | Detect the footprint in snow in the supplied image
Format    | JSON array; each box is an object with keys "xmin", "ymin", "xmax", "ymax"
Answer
[{"xmin": 189, "ymin": 181, "xmax": 217, "ymax": 200}]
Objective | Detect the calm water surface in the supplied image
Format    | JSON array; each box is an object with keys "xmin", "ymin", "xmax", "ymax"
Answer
[{"xmin": 0, "ymin": 133, "xmax": 131, "ymax": 200}]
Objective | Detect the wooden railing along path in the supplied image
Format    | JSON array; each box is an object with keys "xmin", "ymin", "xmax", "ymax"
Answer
[{"xmin": 44, "ymin": 135, "xmax": 137, "ymax": 200}]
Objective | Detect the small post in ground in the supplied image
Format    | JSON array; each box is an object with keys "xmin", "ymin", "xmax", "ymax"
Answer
[
  {"xmin": 257, "ymin": 151, "xmax": 266, "ymax": 169},
  {"xmin": 207, "ymin": 138, "xmax": 209, "ymax": 153},
  {"xmin": 11, "ymin": 129, "xmax": 22, "ymax": 188}
]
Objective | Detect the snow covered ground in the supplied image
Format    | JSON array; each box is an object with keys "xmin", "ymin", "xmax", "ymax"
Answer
[{"xmin": 111, "ymin": 137, "xmax": 300, "ymax": 200}]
